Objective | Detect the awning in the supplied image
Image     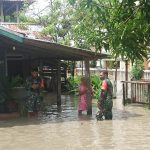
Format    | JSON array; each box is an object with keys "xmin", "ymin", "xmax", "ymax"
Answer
[{"xmin": 0, "ymin": 26, "xmax": 109, "ymax": 61}]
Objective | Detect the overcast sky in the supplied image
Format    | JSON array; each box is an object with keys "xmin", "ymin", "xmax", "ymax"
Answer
[{"xmin": 27, "ymin": 0, "xmax": 50, "ymax": 16}]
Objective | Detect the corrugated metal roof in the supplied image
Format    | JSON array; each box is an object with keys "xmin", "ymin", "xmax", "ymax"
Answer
[
  {"xmin": 0, "ymin": 26, "xmax": 24, "ymax": 42},
  {"xmin": 0, "ymin": 26, "xmax": 109, "ymax": 60}
]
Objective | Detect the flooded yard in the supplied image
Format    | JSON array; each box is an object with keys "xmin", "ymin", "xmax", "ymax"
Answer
[{"xmin": 0, "ymin": 95, "xmax": 150, "ymax": 150}]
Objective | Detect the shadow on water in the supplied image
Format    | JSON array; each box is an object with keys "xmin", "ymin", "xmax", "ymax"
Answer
[{"xmin": 0, "ymin": 95, "xmax": 144, "ymax": 128}]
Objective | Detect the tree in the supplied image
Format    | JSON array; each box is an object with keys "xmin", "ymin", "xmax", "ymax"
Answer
[
  {"xmin": 34, "ymin": 0, "xmax": 73, "ymax": 44},
  {"xmin": 18, "ymin": 1, "xmax": 36, "ymax": 23},
  {"xmin": 68, "ymin": 0, "xmax": 150, "ymax": 62}
]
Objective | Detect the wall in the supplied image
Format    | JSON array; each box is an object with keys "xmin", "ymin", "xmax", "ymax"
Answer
[{"xmin": 0, "ymin": 48, "xmax": 6, "ymax": 76}]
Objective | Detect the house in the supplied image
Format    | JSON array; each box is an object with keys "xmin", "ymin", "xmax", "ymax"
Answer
[
  {"xmin": 0, "ymin": 26, "xmax": 108, "ymax": 114},
  {"xmin": 0, "ymin": 0, "xmax": 109, "ymax": 114},
  {"xmin": 0, "ymin": 0, "xmax": 34, "ymax": 23}
]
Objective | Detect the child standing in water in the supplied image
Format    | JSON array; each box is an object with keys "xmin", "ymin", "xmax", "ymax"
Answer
[{"xmin": 78, "ymin": 77, "xmax": 88, "ymax": 115}]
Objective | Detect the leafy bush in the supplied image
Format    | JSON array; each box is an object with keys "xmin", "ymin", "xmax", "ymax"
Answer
[
  {"xmin": 10, "ymin": 75, "xmax": 24, "ymax": 87},
  {"xmin": 130, "ymin": 60, "xmax": 144, "ymax": 80},
  {"xmin": 91, "ymin": 75, "xmax": 101, "ymax": 99},
  {"xmin": 66, "ymin": 75, "xmax": 101, "ymax": 99},
  {"xmin": 65, "ymin": 76, "xmax": 80, "ymax": 94}
]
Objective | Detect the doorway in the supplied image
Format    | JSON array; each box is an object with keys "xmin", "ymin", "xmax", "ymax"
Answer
[{"xmin": 7, "ymin": 56, "xmax": 23, "ymax": 77}]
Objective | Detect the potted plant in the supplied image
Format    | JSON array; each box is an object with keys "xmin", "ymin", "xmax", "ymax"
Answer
[
  {"xmin": 10, "ymin": 75, "xmax": 26, "ymax": 99},
  {"xmin": 10, "ymin": 75, "xmax": 27, "ymax": 116}
]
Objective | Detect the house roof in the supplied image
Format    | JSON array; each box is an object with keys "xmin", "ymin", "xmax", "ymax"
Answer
[{"xmin": 0, "ymin": 26, "xmax": 109, "ymax": 61}]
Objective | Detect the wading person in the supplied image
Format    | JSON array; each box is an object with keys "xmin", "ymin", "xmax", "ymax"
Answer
[
  {"xmin": 25, "ymin": 67, "xmax": 44, "ymax": 118},
  {"xmin": 78, "ymin": 77, "xmax": 93, "ymax": 115},
  {"xmin": 96, "ymin": 70, "xmax": 113, "ymax": 120}
]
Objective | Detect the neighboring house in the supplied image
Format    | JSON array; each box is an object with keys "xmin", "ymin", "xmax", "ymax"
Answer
[{"xmin": 0, "ymin": 0, "xmax": 34, "ymax": 23}]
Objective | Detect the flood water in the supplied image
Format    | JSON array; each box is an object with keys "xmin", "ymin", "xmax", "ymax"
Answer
[{"xmin": 0, "ymin": 94, "xmax": 150, "ymax": 150}]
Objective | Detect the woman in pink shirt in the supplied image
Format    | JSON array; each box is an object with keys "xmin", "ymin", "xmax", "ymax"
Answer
[{"xmin": 78, "ymin": 77, "xmax": 88, "ymax": 115}]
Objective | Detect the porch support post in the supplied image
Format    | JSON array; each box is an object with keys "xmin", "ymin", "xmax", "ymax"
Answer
[
  {"xmin": 39, "ymin": 59, "xmax": 43, "ymax": 74},
  {"xmin": 125, "ymin": 60, "xmax": 128, "ymax": 98},
  {"xmin": 5, "ymin": 51, "xmax": 7, "ymax": 76},
  {"xmin": 16, "ymin": 4, "xmax": 19, "ymax": 23},
  {"xmin": 84, "ymin": 59, "xmax": 92, "ymax": 115},
  {"xmin": 81, "ymin": 61, "xmax": 84, "ymax": 76},
  {"xmin": 113, "ymin": 60, "xmax": 118, "ymax": 98},
  {"xmin": 57, "ymin": 60, "xmax": 61, "ymax": 107},
  {"xmin": 0, "ymin": 48, "xmax": 6, "ymax": 76},
  {"xmin": 0, "ymin": 3, "xmax": 4, "ymax": 22}
]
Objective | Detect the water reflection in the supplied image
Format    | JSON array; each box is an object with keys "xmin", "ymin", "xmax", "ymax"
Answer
[{"xmin": 0, "ymin": 94, "xmax": 150, "ymax": 150}]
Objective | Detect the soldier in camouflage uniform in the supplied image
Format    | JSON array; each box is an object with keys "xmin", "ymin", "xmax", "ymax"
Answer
[
  {"xmin": 26, "ymin": 67, "xmax": 44, "ymax": 118},
  {"xmin": 96, "ymin": 70, "xmax": 113, "ymax": 120}
]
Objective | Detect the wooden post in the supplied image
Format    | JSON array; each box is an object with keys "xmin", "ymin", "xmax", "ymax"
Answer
[
  {"xmin": 0, "ymin": 3, "xmax": 4, "ymax": 22},
  {"xmin": 134, "ymin": 83, "xmax": 136, "ymax": 103},
  {"xmin": 131, "ymin": 82, "xmax": 133, "ymax": 102},
  {"xmin": 81, "ymin": 61, "xmax": 83, "ymax": 76},
  {"xmin": 16, "ymin": 4, "xmax": 19, "ymax": 23},
  {"xmin": 125, "ymin": 60, "xmax": 128, "ymax": 98},
  {"xmin": 84, "ymin": 59, "xmax": 92, "ymax": 115},
  {"xmin": 5, "ymin": 51, "xmax": 8, "ymax": 77},
  {"xmin": 57, "ymin": 60, "xmax": 61, "ymax": 107},
  {"xmin": 122, "ymin": 82, "xmax": 125, "ymax": 106},
  {"xmin": 113, "ymin": 61, "xmax": 118, "ymax": 98},
  {"xmin": 148, "ymin": 84, "xmax": 150, "ymax": 108},
  {"xmin": 39, "ymin": 59, "xmax": 43, "ymax": 75}
]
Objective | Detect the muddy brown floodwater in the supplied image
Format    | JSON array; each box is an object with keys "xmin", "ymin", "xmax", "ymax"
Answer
[{"xmin": 0, "ymin": 95, "xmax": 150, "ymax": 150}]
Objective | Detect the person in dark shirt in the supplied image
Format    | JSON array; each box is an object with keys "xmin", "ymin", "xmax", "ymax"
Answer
[{"xmin": 26, "ymin": 67, "xmax": 44, "ymax": 118}]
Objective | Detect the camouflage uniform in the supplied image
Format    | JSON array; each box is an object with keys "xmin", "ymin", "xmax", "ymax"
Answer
[
  {"xmin": 97, "ymin": 78, "xmax": 113, "ymax": 120},
  {"xmin": 26, "ymin": 76, "xmax": 43, "ymax": 112}
]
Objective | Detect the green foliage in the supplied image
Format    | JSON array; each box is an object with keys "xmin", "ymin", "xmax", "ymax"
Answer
[
  {"xmin": 19, "ymin": 14, "xmax": 35, "ymax": 24},
  {"xmin": 20, "ymin": 0, "xmax": 150, "ymax": 62},
  {"xmin": 18, "ymin": 0, "xmax": 36, "ymax": 24},
  {"xmin": 90, "ymin": 61, "xmax": 96, "ymax": 68},
  {"xmin": 0, "ymin": 75, "xmax": 25, "ymax": 103},
  {"xmin": 38, "ymin": 0, "xmax": 73, "ymax": 44},
  {"xmin": 130, "ymin": 60, "xmax": 144, "ymax": 80},
  {"xmin": 66, "ymin": 76, "xmax": 81, "ymax": 94},
  {"xmin": 68, "ymin": 0, "xmax": 150, "ymax": 62},
  {"xmin": 90, "ymin": 75, "xmax": 101, "ymax": 99},
  {"xmin": 18, "ymin": 23, "xmax": 28, "ymax": 30},
  {"xmin": 10, "ymin": 75, "xmax": 24, "ymax": 87},
  {"xmin": 66, "ymin": 75, "xmax": 101, "ymax": 99}
]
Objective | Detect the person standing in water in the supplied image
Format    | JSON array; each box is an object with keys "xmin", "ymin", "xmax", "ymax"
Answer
[
  {"xmin": 97, "ymin": 70, "xmax": 113, "ymax": 120},
  {"xmin": 25, "ymin": 67, "xmax": 44, "ymax": 118},
  {"xmin": 78, "ymin": 77, "xmax": 93, "ymax": 115}
]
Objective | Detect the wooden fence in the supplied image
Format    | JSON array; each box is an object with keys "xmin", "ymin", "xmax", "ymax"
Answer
[
  {"xmin": 76, "ymin": 68, "xmax": 150, "ymax": 105},
  {"xmin": 76, "ymin": 68, "xmax": 150, "ymax": 81},
  {"xmin": 122, "ymin": 81, "xmax": 150, "ymax": 105}
]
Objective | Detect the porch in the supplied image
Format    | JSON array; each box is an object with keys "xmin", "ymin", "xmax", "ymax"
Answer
[{"xmin": 0, "ymin": 26, "xmax": 108, "ymax": 115}]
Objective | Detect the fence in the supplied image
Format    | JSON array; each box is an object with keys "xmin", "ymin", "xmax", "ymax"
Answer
[
  {"xmin": 76, "ymin": 68, "xmax": 150, "ymax": 81},
  {"xmin": 122, "ymin": 81, "xmax": 150, "ymax": 105},
  {"xmin": 76, "ymin": 68, "xmax": 130, "ymax": 81},
  {"xmin": 76, "ymin": 68, "xmax": 150, "ymax": 104}
]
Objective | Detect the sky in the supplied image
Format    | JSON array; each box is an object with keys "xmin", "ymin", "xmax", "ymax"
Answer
[{"xmin": 27, "ymin": 0, "xmax": 50, "ymax": 16}]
